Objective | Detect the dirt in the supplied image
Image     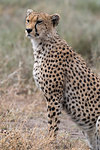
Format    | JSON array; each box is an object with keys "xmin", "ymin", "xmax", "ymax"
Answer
[{"xmin": 0, "ymin": 86, "xmax": 89, "ymax": 150}]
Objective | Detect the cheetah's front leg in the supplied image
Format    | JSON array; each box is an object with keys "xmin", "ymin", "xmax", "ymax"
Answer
[{"xmin": 45, "ymin": 95, "xmax": 61, "ymax": 138}]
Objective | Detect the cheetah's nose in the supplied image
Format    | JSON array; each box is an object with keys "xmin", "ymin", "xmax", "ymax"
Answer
[{"xmin": 26, "ymin": 28, "xmax": 32, "ymax": 34}]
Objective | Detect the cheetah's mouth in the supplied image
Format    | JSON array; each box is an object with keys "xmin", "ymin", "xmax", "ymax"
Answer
[
  {"xmin": 25, "ymin": 30, "xmax": 32, "ymax": 38},
  {"xmin": 25, "ymin": 30, "xmax": 39, "ymax": 38}
]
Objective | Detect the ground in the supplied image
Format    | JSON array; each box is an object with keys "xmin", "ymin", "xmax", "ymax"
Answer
[
  {"xmin": 0, "ymin": 84, "xmax": 89, "ymax": 150},
  {"xmin": 0, "ymin": 0, "xmax": 100, "ymax": 149}
]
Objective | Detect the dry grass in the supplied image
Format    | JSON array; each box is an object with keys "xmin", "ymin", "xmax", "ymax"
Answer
[
  {"xmin": 0, "ymin": 59, "xmax": 89, "ymax": 149},
  {"xmin": 0, "ymin": 0, "xmax": 100, "ymax": 82},
  {"xmin": 0, "ymin": 0, "xmax": 100, "ymax": 149},
  {"xmin": 0, "ymin": 86, "xmax": 89, "ymax": 150}
]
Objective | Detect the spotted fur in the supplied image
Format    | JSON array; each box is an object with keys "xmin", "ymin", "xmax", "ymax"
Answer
[{"xmin": 25, "ymin": 10, "xmax": 100, "ymax": 149}]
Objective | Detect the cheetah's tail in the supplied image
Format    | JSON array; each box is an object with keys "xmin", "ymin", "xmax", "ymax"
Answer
[{"xmin": 96, "ymin": 116, "xmax": 100, "ymax": 150}]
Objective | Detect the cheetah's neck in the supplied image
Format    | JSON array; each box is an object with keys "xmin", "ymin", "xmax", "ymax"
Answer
[
  {"xmin": 31, "ymin": 33, "xmax": 63, "ymax": 51},
  {"xmin": 31, "ymin": 38, "xmax": 41, "ymax": 50}
]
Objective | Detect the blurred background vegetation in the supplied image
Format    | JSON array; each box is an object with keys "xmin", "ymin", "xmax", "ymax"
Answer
[
  {"xmin": 0, "ymin": 0, "xmax": 100, "ymax": 88},
  {"xmin": 0, "ymin": 1, "xmax": 100, "ymax": 149}
]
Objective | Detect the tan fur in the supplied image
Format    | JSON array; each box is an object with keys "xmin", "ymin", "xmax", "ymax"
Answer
[{"xmin": 25, "ymin": 10, "xmax": 100, "ymax": 150}]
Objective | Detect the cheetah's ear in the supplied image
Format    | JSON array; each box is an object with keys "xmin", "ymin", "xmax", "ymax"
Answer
[
  {"xmin": 51, "ymin": 14, "xmax": 60, "ymax": 27},
  {"xmin": 26, "ymin": 9, "xmax": 33, "ymax": 17}
]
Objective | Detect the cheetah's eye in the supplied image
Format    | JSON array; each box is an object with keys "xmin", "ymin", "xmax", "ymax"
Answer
[
  {"xmin": 36, "ymin": 20, "xmax": 43, "ymax": 25},
  {"xmin": 27, "ymin": 19, "xmax": 30, "ymax": 23}
]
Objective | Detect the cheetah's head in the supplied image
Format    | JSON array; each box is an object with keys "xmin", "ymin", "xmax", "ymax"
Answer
[{"xmin": 25, "ymin": 9, "xmax": 60, "ymax": 40}]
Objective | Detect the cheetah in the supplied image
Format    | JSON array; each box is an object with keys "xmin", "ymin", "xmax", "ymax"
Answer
[{"xmin": 25, "ymin": 9, "xmax": 100, "ymax": 150}]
